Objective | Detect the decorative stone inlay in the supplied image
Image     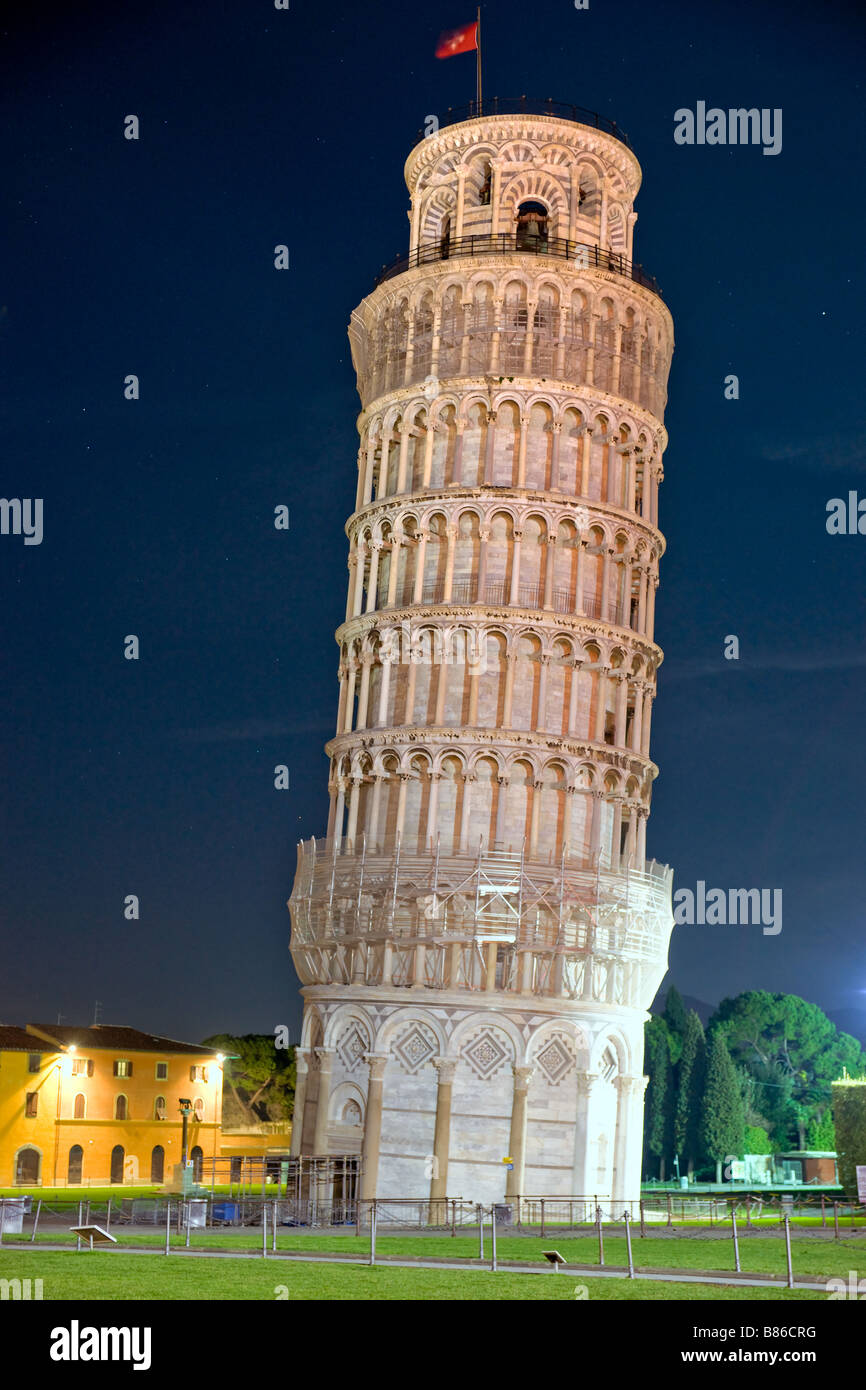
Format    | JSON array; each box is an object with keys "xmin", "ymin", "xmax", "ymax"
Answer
[
  {"xmin": 336, "ymin": 1024, "xmax": 369, "ymax": 1072},
  {"xmin": 535, "ymin": 1033, "xmax": 577, "ymax": 1087},
  {"xmin": 462, "ymin": 1026, "xmax": 513, "ymax": 1080},
  {"xmin": 392, "ymin": 1021, "xmax": 438, "ymax": 1074}
]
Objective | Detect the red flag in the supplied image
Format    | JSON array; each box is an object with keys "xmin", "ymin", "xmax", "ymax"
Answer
[{"xmin": 436, "ymin": 22, "xmax": 478, "ymax": 58}]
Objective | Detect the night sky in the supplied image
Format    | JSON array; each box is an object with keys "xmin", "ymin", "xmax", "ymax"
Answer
[{"xmin": 2, "ymin": 0, "xmax": 864, "ymax": 1046}]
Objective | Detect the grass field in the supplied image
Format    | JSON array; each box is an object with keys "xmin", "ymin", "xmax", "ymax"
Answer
[
  {"xmin": 0, "ymin": 1250, "xmax": 828, "ymax": 1300},
  {"xmin": 5, "ymin": 1230, "xmax": 863, "ymax": 1280}
]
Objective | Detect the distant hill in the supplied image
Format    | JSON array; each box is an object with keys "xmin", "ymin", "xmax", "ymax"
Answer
[{"xmin": 650, "ymin": 987, "xmax": 715, "ymax": 1027}]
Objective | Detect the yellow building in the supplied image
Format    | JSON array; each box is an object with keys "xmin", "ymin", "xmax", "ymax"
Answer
[{"xmin": 0, "ymin": 1024, "xmax": 226, "ymax": 1187}]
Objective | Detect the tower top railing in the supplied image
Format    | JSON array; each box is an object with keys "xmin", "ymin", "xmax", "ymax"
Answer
[
  {"xmin": 373, "ymin": 235, "xmax": 660, "ymax": 296},
  {"xmin": 412, "ymin": 97, "xmax": 631, "ymax": 149}
]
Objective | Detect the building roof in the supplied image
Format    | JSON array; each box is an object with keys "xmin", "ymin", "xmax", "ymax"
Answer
[
  {"xmin": 24, "ymin": 1024, "xmax": 222, "ymax": 1057},
  {"xmin": 0, "ymin": 1025, "xmax": 43, "ymax": 1051}
]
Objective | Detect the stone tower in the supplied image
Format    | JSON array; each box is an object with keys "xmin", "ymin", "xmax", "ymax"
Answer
[{"xmin": 289, "ymin": 99, "xmax": 675, "ymax": 1208}]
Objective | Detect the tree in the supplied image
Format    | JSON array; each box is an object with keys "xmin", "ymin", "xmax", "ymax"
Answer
[
  {"xmin": 643, "ymin": 1016, "xmax": 674, "ymax": 1179},
  {"xmin": 202, "ymin": 1033, "xmax": 295, "ymax": 1124},
  {"xmin": 673, "ymin": 1009, "xmax": 706, "ymax": 1174},
  {"xmin": 663, "ymin": 986, "xmax": 688, "ymax": 1064},
  {"xmin": 806, "ymin": 1108, "xmax": 836, "ymax": 1151},
  {"xmin": 700, "ymin": 1030, "xmax": 745, "ymax": 1181},
  {"xmin": 708, "ymin": 992, "xmax": 866, "ymax": 1149}
]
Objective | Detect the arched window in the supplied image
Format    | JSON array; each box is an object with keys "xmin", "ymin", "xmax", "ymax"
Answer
[
  {"xmin": 190, "ymin": 1145, "xmax": 203, "ymax": 1182},
  {"xmin": 115, "ymin": 1094, "xmax": 128, "ymax": 1120},
  {"xmin": 150, "ymin": 1145, "xmax": 165, "ymax": 1184},
  {"xmin": 440, "ymin": 214, "xmax": 451, "ymax": 259},
  {"xmin": 68, "ymin": 1145, "xmax": 83, "ymax": 1184},
  {"xmin": 110, "ymin": 1145, "xmax": 125, "ymax": 1184},
  {"xmin": 516, "ymin": 200, "xmax": 548, "ymax": 251},
  {"xmin": 73, "ymin": 1093, "xmax": 86, "ymax": 1119},
  {"xmin": 342, "ymin": 1099, "xmax": 362, "ymax": 1125},
  {"xmin": 154, "ymin": 1096, "xmax": 166, "ymax": 1120}
]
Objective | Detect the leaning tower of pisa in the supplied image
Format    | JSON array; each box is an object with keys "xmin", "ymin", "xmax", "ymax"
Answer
[{"xmin": 288, "ymin": 99, "xmax": 676, "ymax": 1208}]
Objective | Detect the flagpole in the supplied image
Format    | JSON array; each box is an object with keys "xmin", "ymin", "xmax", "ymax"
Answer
[{"xmin": 476, "ymin": 6, "xmax": 482, "ymax": 113}]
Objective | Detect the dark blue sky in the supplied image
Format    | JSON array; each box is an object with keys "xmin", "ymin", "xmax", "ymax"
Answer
[{"xmin": 2, "ymin": 0, "xmax": 864, "ymax": 1044}]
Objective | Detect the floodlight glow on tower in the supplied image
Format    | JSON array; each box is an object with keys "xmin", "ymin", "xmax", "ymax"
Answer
[{"xmin": 289, "ymin": 98, "xmax": 676, "ymax": 1206}]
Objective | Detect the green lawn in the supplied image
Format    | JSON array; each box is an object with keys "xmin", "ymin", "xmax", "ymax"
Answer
[
  {"xmin": 0, "ymin": 1250, "xmax": 826, "ymax": 1300},
  {"xmin": 5, "ymin": 1230, "xmax": 862, "ymax": 1280}
]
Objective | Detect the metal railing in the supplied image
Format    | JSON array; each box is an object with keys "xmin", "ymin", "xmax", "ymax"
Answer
[
  {"xmin": 413, "ymin": 97, "xmax": 630, "ymax": 148},
  {"xmin": 375, "ymin": 235, "xmax": 659, "ymax": 295}
]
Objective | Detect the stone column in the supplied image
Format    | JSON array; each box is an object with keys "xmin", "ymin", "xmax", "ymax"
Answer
[
  {"xmin": 290, "ymin": 1048, "xmax": 310, "ymax": 1156},
  {"xmin": 430, "ymin": 1058, "xmax": 458, "ymax": 1202},
  {"xmin": 580, "ymin": 426, "xmax": 592, "ymax": 496},
  {"xmin": 443, "ymin": 525, "xmax": 458, "ymax": 603},
  {"xmin": 641, "ymin": 689, "xmax": 654, "ymax": 757},
  {"xmin": 413, "ymin": 530, "xmax": 428, "ymax": 603},
  {"xmin": 611, "ymin": 1075, "xmax": 648, "ymax": 1205},
  {"xmin": 365, "ymin": 541, "xmax": 382, "ymax": 612},
  {"xmin": 509, "ymin": 530, "xmax": 523, "ymax": 605},
  {"xmin": 505, "ymin": 1065, "xmax": 534, "ymax": 1198},
  {"xmin": 516, "ymin": 415, "xmax": 529, "ymax": 488},
  {"xmin": 543, "ymin": 536, "xmax": 556, "ymax": 611},
  {"xmin": 312, "ymin": 1048, "xmax": 335, "ymax": 1155},
  {"xmin": 360, "ymin": 1053, "xmax": 389, "ymax": 1200}
]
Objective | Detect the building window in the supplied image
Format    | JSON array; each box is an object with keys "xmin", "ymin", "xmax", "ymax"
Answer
[
  {"xmin": 115, "ymin": 1094, "xmax": 128, "ymax": 1120},
  {"xmin": 110, "ymin": 1145, "xmax": 124, "ymax": 1184},
  {"xmin": 68, "ymin": 1145, "xmax": 83, "ymax": 1184},
  {"xmin": 113, "ymin": 1059, "xmax": 133, "ymax": 1078},
  {"xmin": 154, "ymin": 1096, "xmax": 166, "ymax": 1120},
  {"xmin": 25, "ymin": 1092, "xmax": 39, "ymax": 1118},
  {"xmin": 73, "ymin": 1093, "xmax": 86, "ymax": 1119},
  {"xmin": 193, "ymin": 1098, "xmax": 204, "ymax": 1121},
  {"xmin": 150, "ymin": 1145, "xmax": 165, "ymax": 1184},
  {"xmin": 28, "ymin": 1054, "xmax": 41, "ymax": 1073},
  {"xmin": 155, "ymin": 1062, "xmax": 168, "ymax": 1080},
  {"xmin": 72, "ymin": 1058, "xmax": 94, "ymax": 1077},
  {"xmin": 189, "ymin": 1066, "xmax": 208, "ymax": 1083},
  {"xmin": 190, "ymin": 1145, "xmax": 203, "ymax": 1181}
]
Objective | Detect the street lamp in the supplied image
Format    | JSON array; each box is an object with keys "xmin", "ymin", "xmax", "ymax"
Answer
[{"xmin": 178, "ymin": 1098, "xmax": 193, "ymax": 1170}]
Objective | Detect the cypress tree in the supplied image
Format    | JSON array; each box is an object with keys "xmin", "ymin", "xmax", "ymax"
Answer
[
  {"xmin": 701, "ymin": 1030, "xmax": 746, "ymax": 1182},
  {"xmin": 674, "ymin": 1009, "xmax": 706, "ymax": 1174}
]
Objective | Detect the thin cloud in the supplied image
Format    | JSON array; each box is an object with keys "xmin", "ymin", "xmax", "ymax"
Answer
[{"xmin": 173, "ymin": 718, "xmax": 333, "ymax": 743}]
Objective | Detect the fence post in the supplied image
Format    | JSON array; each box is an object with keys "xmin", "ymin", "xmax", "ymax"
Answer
[
  {"xmin": 731, "ymin": 1208, "xmax": 741, "ymax": 1273},
  {"xmin": 745, "ymin": 1192, "xmax": 752, "ymax": 1229},
  {"xmin": 76, "ymin": 1200, "xmax": 83, "ymax": 1252},
  {"xmin": 186, "ymin": 1203, "xmax": 192, "ymax": 1248},
  {"xmin": 666, "ymin": 1193, "xmax": 672, "ymax": 1228},
  {"xmin": 165, "ymin": 1200, "xmax": 171, "ymax": 1255},
  {"xmin": 262, "ymin": 1200, "xmax": 267, "ymax": 1257},
  {"xmin": 784, "ymin": 1214, "xmax": 794, "ymax": 1289},
  {"xmin": 596, "ymin": 1203, "xmax": 604, "ymax": 1266},
  {"xmin": 31, "ymin": 1198, "xmax": 42, "ymax": 1244},
  {"xmin": 477, "ymin": 1203, "xmax": 484, "ymax": 1259},
  {"xmin": 833, "ymin": 1202, "xmax": 839, "ymax": 1239},
  {"xmin": 451, "ymin": 1199, "xmax": 456, "ymax": 1238},
  {"xmin": 821, "ymin": 1194, "xmax": 826, "ymax": 1228},
  {"xmin": 0, "ymin": 1199, "xmax": 5, "ymax": 1247},
  {"xmin": 106, "ymin": 1198, "xmax": 111, "ymax": 1232},
  {"xmin": 490, "ymin": 1207, "xmax": 497, "ymax": 1273},
  {"xmin": 624, "ymin": 1210, "xmax": 635, "ymax": 1279},
  {"xmin": 540, "ymin": 1198, "xmax": 545, "ymax": 1239},
  {"xmin": 272, "ymin": 1198, "xmax": 278, "ymax": 1252},
  {"xmin": 639, "ymin": 1198, "xmax": 646, "ymax": 1238},
  {"xmin": 369, "ymin": 1200, "xmax": 377, "ymax": 1266}
]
